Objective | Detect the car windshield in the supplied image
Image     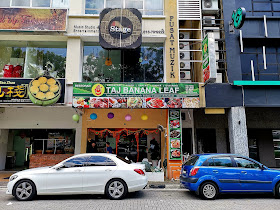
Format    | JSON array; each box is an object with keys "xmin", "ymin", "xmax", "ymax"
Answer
[
  {"xmin": 183, "ymin": 155, "xmax": 199, "ymax": 166},
  {"xmin": 116, "ymin": 156, "xmax": 131, "ymax": 164}
]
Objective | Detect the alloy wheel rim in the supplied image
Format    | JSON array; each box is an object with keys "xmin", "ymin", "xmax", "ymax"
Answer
[
  {"xmin": 203, "ymin": 184, "xmax": 216, "ymax": 199},
  {"xmin": 108, "ymin": 181, "xmax": 124, "ymax": 199},
  {"xmin": 16, "ymin": 182, "xmax": 32, "ymax": 199}
]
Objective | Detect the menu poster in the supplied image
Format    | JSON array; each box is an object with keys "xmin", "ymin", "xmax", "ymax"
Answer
[{"xmin": 169, "ymin": 109, "xmax": 182, "ymax": 160}]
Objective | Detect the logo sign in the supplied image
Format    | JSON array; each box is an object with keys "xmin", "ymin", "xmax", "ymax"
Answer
[
  {"xmin": 202, "ymin": 33, "xmax": 217, "ymax": 83},
  {"xmin": 92, "ymin": 84, "xmax": 105, "ymax": 97},
  {"xmin": 232, "ymin": 7, "xmax": 246, "ymax": 29},
  {"xmin": 99, "ymin": 8, "xmax": 142, "ymax": 49}
]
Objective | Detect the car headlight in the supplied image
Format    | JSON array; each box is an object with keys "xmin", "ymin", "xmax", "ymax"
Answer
[{"xmin": 9, "ymin": 175, "xmax": 18, "ymax": 182}]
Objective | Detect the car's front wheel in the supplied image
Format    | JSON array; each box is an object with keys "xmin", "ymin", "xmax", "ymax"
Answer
[
  {"xmin": 105, "ymin": 179, "xmax": 127, "ymax": 200},
  {"xmin": 275, "ymin": 182, "xmax": 280, "ymax": 198},
  {"xmin": 199, "ymin": 182, "xmax": 218, "ymax": 200},
  {"xmin": 13, "ymin": 180, "xmax": 36, "ymax": 201}
]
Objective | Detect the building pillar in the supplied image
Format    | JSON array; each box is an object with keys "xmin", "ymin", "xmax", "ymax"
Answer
[
  {"xmin": 0, "ymin": 130, "xmax": 9, "ymax": 170},
  {"xmin": 65, "ymin": 38, "xmax": 83, "ymax": 83},
  {"xmin": 216, "ymin": 128, "xmax": 227, "ymax": 153},
  {"xmin": 228, "ymin": 107, "xmax": 249, "ymax": 156}
]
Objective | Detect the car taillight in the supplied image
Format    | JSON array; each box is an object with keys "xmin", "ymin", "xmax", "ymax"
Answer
[
  {"xmin": 134, "ymin": 169, "xmax": 145, "ymax": 175},
  {"xmin": 189, "ymin": 167, "xmax": 199, "ymax": 176}
]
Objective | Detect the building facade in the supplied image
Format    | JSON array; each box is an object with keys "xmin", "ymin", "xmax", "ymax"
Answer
[{"xmin": 2, "ymin": 0, "xmax": 277, "ymax": 180}]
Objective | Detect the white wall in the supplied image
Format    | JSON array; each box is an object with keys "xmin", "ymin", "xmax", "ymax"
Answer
[
  {"xmin": 0, "ymin": 107, "xmax": 82, "ymax": 155},
  {"xmin": 69, "ymin": 0, "xmax": 84, "ymax": 15},
  {"xmin": 0, "ymin": 130, "xmax": 9, "ymax": 170}
]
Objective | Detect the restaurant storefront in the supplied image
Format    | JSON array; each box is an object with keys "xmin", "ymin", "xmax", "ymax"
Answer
[{"xmin": 73, "ymin": 82, "xmax": 201, "ymax": 179}]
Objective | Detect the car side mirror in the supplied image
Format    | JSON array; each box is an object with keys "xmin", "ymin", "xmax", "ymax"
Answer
[
  {"xmin": 52, "ymin": 164, "xmax": 63, "ymax": 170},
  {"xmin": 261, "ymin": 164, "xmax": 266, "ymax": 170}
]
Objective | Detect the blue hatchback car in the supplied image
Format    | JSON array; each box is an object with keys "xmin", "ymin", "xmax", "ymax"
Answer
[{"xmin": 180, "ymin": 154, "xmax": 280, "ymax": 200}]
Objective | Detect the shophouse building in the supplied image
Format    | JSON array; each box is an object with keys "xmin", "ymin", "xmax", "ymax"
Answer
[
  {"xmin": 2, "ymin": 0, "xmax": 271, "ymax": 180},
  {"xmin": 205, "ymin": 0, "xmax": 280, "ymax": 168}
]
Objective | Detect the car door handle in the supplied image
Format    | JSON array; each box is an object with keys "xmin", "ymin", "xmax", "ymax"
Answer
[
  {"xmin": 74, "ymin": 169, "xmax": 82, "ymax": 172},
  {"xmin": 241, "ymin": 171, "xmax": 247, "ymax": 174},
  {"xmin": 105, "ymin": 169, "xmax": 112, "ymax": 172},
  {"xmin": 213, "ymin": 170, "xmax": 218, "ymax": 173}
]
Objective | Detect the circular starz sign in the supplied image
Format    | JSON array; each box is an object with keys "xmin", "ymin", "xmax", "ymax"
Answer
[{"xmin": 99, "ymin": 8, "xmax": 142, "ymax": 49}]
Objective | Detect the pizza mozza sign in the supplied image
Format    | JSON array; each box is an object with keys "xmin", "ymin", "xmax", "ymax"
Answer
[{"xmin": 99, "ymin": 8, "xmax": 142, "ymax": 49}]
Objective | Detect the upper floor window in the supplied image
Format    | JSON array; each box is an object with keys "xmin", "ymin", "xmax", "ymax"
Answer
[
  {"xmin": 83, "ymin": 43, "xmax": 163, "ymax": 83},
  {"xmin": 236, "ymin": 0, "xmax": 280, "ymax": 17},
  {"xmin": 85, "ymin": 0, "xmax": 163, "ymax": 15},
  {"xmin": 0, "ymin": 0, "xmax": 69, "ymax": 8},
  {"xmin": 0, "ymin": 41, "xmax": 67, "ymax": 79},
  {"xmin": 241, "ymin": 42, "xmax": 280, "ymax": 81}
]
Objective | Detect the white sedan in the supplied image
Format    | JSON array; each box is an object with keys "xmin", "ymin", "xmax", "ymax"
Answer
[{"xmin": 6, "ymin": 153, "xmax": 147, "ymax": 201}]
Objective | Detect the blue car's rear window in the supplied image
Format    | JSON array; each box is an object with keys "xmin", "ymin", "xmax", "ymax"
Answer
[{"xmin": 183, "ymin": 155, "xmax": 199, "ymax": 166}]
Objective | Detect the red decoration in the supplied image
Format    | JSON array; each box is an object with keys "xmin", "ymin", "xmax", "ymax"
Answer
[{"xmin": 88, "ymin": 128, "xmax": 159, "ymax": 162}]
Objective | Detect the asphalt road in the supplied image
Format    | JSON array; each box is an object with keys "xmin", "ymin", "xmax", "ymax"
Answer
[{"xmin": 0, "ymin": 188, "xmax": 279, "ymax": 210}]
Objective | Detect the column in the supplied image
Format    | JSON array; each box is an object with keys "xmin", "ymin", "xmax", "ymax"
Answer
[
  {"xmin": 65, "ymin": 38, "xmax": 83, "ymax": 83},
  {"xmin": 228, "ymin": 107, "xmax": 249, "ymax": 156},
  {"xmin": 0, "ymin": 130, "xmax": 9, "ymax": 170}
]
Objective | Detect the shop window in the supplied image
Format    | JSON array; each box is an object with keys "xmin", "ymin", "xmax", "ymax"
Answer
[
  {"xmin": 85, "ymin": 0, "xmax": 163, "ymax": 15},
  {"xmin": 0, "ymin": 41, "xmax": 66, "ymax": 79},
  {"xmin": 0, "ymin": 0, "xmax": 69, "ymax": 8},
  {"xmin": 83, "ymin": 43, "xmax": 163, "ymax": 82},
  {"xmin": 86, "ymin": 156, "xmax": 116, "ymax": 166}
]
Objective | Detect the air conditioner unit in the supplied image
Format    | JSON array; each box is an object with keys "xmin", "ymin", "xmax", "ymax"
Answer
[
  {"xmin": 179, "ymin": 42, "xmax": 190, "ymax": 51},
  {"xmin": 202, "ymin": 0, "xmax": 219, "ymax": 14},
  {"xmin": 203, "ymin": 16, "xmax": 216, "ymax": 26},
  {"xmin": 180, "ymin": 52, "xmax": 190, "ymax": 60},
  {"xmin": 180, "ymin": 70, "xmax": 191, "ymax": 80},
  {"xmin": 216, "ymin": 73, "xmax": 223, "ymax": 83},
  {"xmin": 180, "ymin": 61, "xmax": 191, "ymax": 70},
  {"xmin": 179, "ymin": 31, "xmax": 190, "ymax": 40}
]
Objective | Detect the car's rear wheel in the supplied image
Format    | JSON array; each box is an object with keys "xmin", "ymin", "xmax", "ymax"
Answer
[
  {"xmin": 13, "ymin": 180, "xmax": 36, "ymax": 201},
  {"xmin": 275, "ymin": 182, "xmax": 280, "ymax": 198},
  {"xmin": 199, "ymin": 182, "xmax": 218, "ymax": 200},
  {"xmin": 105, "ymin": 179, "xmax": 127, "ymax": 200}
]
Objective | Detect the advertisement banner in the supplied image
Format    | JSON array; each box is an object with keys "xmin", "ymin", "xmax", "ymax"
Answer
[
  {"xmin": 202, "ymin": 33, "xmax": 217, "ymax": 83},
  {"xmin": 0, "ymin": 78, "xmax": 65, "ymax": 104},
  {"xmin": 73, "ymin": 82, "xmax": 200, "ymax": 109},
  {"xmin": 169, "ymin": 109, "xmax": 182, "ymax": 160},
  {"xmin": 0, "ymin": 8, "xmax": 67, "ymax": 31}
]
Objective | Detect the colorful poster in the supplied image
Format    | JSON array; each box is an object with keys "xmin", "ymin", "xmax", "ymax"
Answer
[
  {"xmin": 73, "ymin": 82, "xmax": 200, "ymax": 109},
  {"xmin": 0, "ymin": 8, "xmax": 67, "ymax": 31},
  {"xmin": 202, "ymin": 33, "xmax": 217, "ymax": 83},
  {"xmin": 169, "ymin": 109, "xmax": 182, "ymax": 160},
  {"xmin": 0, "ymin": 78, "xmax": 65, "ymax": 104}
]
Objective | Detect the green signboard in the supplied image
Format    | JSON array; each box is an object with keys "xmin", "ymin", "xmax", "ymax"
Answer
[
  {"xmin": 232, "ymin": 7, "xmax": 246, "ymax": 29},
  {"xmin": 73, "ymin": 82, "xmax": 200, "ymax": 109}
]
